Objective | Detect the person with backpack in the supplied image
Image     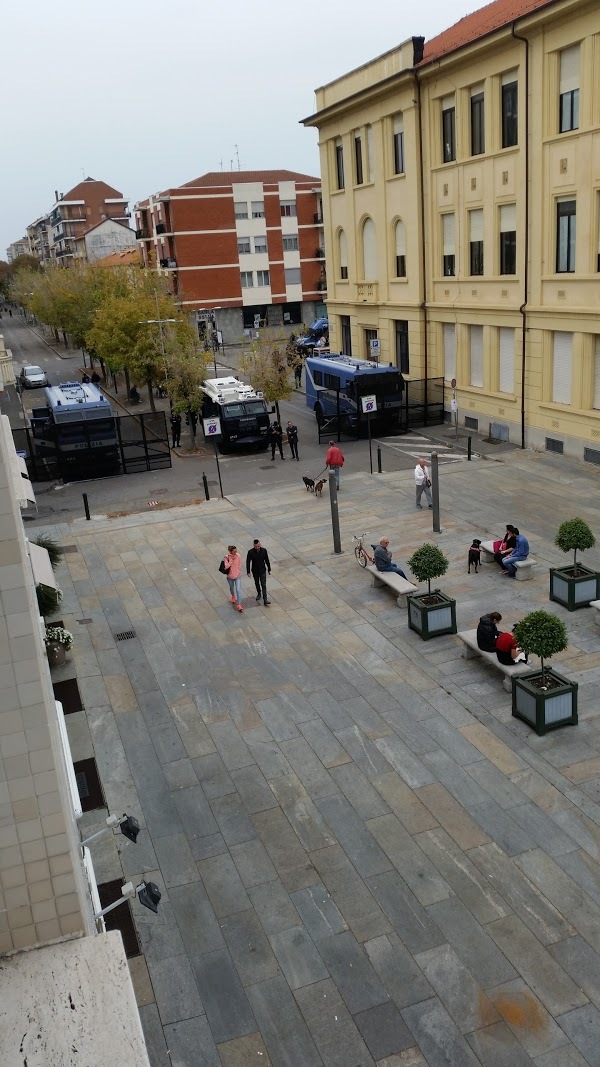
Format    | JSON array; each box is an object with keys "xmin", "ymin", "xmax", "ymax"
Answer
[{"xmin": 221, "ymin": 545, "xmax": 243, "ymax": 612}]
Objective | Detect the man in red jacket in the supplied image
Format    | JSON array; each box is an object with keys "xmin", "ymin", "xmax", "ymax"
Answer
[{"xmin": 325, "ymin": 441, "xmax": 345, "ymax": 490}]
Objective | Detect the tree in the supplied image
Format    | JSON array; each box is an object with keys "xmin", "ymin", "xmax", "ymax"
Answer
[
  {"xmin": 240, "ymin": 329, "xmax": 293, "ymax": 422},
  {"xmin": 166, "ymin": 349, "xmax": 211, "ymax": 441},
  {"xmin": 406, "ymin": 543, "xmax": 449, "ymax": 597},
  {"xmin": 513, "ymin": 610, "xmax": 568, "ymax": 687},
  {"xmin": 555, "ymin": 518, "xmax": 596, "ymax": 575},
  {"xmin": 0, "ymin": 261, "xmax": 11, "ymax": 299}
]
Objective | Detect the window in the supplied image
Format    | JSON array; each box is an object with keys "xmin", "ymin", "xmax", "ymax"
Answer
[
  {"xmin": 365, "ymin": 328, "xmax": 378, "ymax": 361},
  {"xmin": 443, "ymin": 323, "xmax": 456, "ymax": 381},
  {"xmin": 594, "ymin": 337, "xmax": 600, "ymax": 409},
  {"xmin": 254, "ymin": 236, "xmax": 267, "ymax": 254},
  {"xmin": 470, "ymin": 325, "xmax": 484, "ymax": 388},
  {"xmin": 499, "ymin": 327, "xmax": 514, "ymax": 393},
  {"xmin": 499, "ymin": 204, "xmax": 517, "ymax": 275},
  {"xmin": 237, "ymin": 237, "xmax": 251, "ymax": 255},
  {"xmin": 442, "ymin": 213, "xmax": 455, "ymax": 276},
  {"xmin": 470, "ymin": 87, "xmax": 485, "ymax": 155},
  {"xmin": 501, "ymin": 72, "xmax": 518, "ymax": 148},
  {"xmin": 362, "ymin": 218, "xmax": 377, "ymax": 280},
  {"xmin": 285, "ymin": 267, "xmax": 301, "ymax": 285},
  {"xmin": 324, "ymin": 373, "xmax": 341, "ymax": 391},
  {"xmin": 240, "ymin": 271, "xmax": 254, "ymax": 288},
  {"xmin": 335, "ymin": 138, "xmax": 345, "ymax": 190},
  {"xmin": 340, "ymin": 315, "xmax": 352, "ymax": 356},
  {"xmin": 251, "ymin": 201, "xmax": 265, "ymax": 218},
  {"xmin": 441, "ymin": 96, "xmax": 456, "ymax": 162},
  {"xmin": 469, "ymin": 209, "xmax": 484, "ymax": 276},
  {"xmin": 556, "ymin": 199, "xmax": 576, "ymax": 273},
  {"xmin": 552, "ymin": 331, "xmax": 573, "ymax": 404},
  {"xmin": 234, "ymin": 202, "xmax": 248, "ymax": 219},
  {"xmin": 559, "ymin": 44, "xmax": 580, "ymax": 133},
  {"xmin": 281, "ymin": 200, "xmax": 297, "ymax": 217},
  {"xmin": 282, "ymin": 234, "xmax": 298, "ymax": 251},
  {"xmin": 313, "ymin": 370, "xmax": 323, "ymax": 386},
  {"xmin": 395, "ymin": 320, "xmax": 409, "ymax": 374},
  {"xmin": 339, "ymin": 230, "xmax": 348, "ymax": 280},
  {"xmin": 394, "ymin": 220, "xmax": 406, "ymax": 277},
  {"xmin": 257, "ymin": 270, "xmax": 270, "ymax": 286},
  {"xmin": 366, "ymin": 125, "xmax": 374, "ymax": 180},
  {"xmin": 393, "ymin": 114, "xmax": 405, "ymax": 174},
  {"xmin": 355, "ymin": 134, "xmax": 363, "ymax": 185}
]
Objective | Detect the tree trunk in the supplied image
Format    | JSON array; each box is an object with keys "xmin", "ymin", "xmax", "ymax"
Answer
[
  {"xmin": 275, "ymin": 401, "xmax": 281, "ymax": 423},
  {"xmin": 147, "ymin": 381, "xmax": 156, "ymax": 413},
  {"xmin": 124, "ymin": 367, "xmax": 131, "ymax": 396},
  {"xmin": 53, "ymin": 329, "xmax": 59, "ymax": 345},
  {"xmin": 62, "ymin": 331, "xmax": 68, "ymax": 346},
  {"xmin": 540, "ymin": 656, "xmax": 546, "ymax": 687},
  {"xmin": 573, "ymin": 548, "xmax": 578, "ymax": 574}
]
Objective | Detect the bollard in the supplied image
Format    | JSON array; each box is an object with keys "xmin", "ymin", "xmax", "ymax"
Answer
[
  {"xmin": 202, "ymin": 472, "xmax": 210, "ymax": 501},
  {"xmin": 328, "ymin": 471, "xmax": 342, "ymax": 554},
  {"xmin": 431, "ymin": 453, "xmax": 441, "ymax": 534},
  {"xmin": 377, "ymin": 446, "xmax": 382, "ymax": 474},
  {"xmin": 82, "ymin": 493, "xmax": 90, "ymax": 521},
  {"xmin": 467, "ymin": 436, "xmax": 472, "ymax": 461}
]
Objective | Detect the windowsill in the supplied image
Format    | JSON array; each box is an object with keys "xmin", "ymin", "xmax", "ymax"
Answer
[
  {"xmin": 353, "ymin": 181, "xmax": 375, "ymax": 190},
  {"xmin": 539, "ymin": 401, "xmax": 600, "ymax": 419},
  {"xmin": 433, "ymin": 275, "xmax": 520, "ymax": 283},
  {"xmin": 331, "ymin": 189, "xmax": 345, "ymax": 196},
  {"xmin": 455, "ymin": 384, "xmax": 518, "ymax": 403},
  {"xmin": 542, "ymin": 273, "xmax": 599, "ymax": 281},
  {"xmin": 391, "ymin": 277, "xmax": 409, "ymax": 284},
  {"xmin": 431, "ymin": 145, "xmax": 519, "ymax": 171},
  {"xmin": 386, "ymin": 172, "xmax": 406, "ymax": 182}
]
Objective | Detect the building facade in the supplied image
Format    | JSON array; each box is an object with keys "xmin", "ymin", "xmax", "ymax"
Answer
[
  {"xmin": 26, "ymin": 214, "xmax": 54, "ymax": 265},
  {"xmin": 304, "ymin": 0, "xmax": 600, "ymax": 461},
  {"xmin": 6, "ymin": 238, "xmax": 31, "ymax": 263},
  {"xmin": 134, "ymin": 170, "xmax": 326, "ymax": 343},
  {"xmin": 22, "ymin": 178, "xmax": 132, "ymax": 266}
]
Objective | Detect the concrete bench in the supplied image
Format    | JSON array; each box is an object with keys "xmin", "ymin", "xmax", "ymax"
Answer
[
  {"xmin": 367, "ymin": 564, "xmax": 418, "ymax": 607},
  {"xmin": 458, "ymin": 628, "xmax": 533, "ymax": 693},
  {"xmin": 480, "ymin": 541, "xmax": 536, "ymax": 580},
  {"xmin": 590, "ymin": 600, "xmax": 600, "ymax": 625}
]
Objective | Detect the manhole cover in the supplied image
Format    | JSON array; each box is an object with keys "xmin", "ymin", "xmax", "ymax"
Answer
[
  {"xmin": 258, "ymin": 465, "xmax": 277, "ymax": 470},
  {"xmin": 76, "ymin": 618, "xmax": 93, "ymax": 625},
  {"xmin": 63, "ymin": 545, "xmax": 79, "ymax": 554}
]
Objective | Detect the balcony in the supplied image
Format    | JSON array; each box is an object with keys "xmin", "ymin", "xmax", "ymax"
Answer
[
  {"xmin": 356, "ymin": 282, "xmax": 379, "ymax": 303},
  {"xmin": 314, "ymin": 212, "xmax": 323, "ymax": 225},
  {"xmin": 159, "ymin": 258, "xmax": 177, "ymax": 270},
  {"xmin": 135, "ymin": 229, "xmax": 150, "ymax": 240},
  {"xmin": 155, "ymin": 223, "xmax": 166, "ymax": 235}
]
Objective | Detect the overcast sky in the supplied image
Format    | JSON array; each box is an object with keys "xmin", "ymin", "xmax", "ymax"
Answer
[{"xmin": 2, "ymin": 0, "xmax": 474, "ymax": 257}]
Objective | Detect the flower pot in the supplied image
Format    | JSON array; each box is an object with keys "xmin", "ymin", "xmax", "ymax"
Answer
[
  {"xmin": 407, "ymin": 591, "xmax": 457, "ymax": 640},
  {"xmin": 512, "ymin": 667, "xmax": 578, "ymax": 736},
  {"xmin": 46, "ymin": 641, "xmax": 66, "ymax": 667},
  {"xmin": 549, "ymin": 564, "xmax": 600, "ymax": 611}
]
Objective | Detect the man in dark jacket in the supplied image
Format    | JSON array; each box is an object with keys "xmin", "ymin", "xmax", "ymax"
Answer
[
  {"xmin": 269, "ymin": 422, "xmax": 284, "ymax": 460},
  {"xmin": 476, "ymin": 612, "xmax": 502, "ymax": 652},
  {"xmin": 247, "ymin": 539, "xmax": 271, "ymax": 605},
  {"xmin": 170, "ymin": 412, "xmax": 182, "ymax": 448},
  {"xmin": 286, "ymin": 421, "xmax": 299, "ymax": 461}
]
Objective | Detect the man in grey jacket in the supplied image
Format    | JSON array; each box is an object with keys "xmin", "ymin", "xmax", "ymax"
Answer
[{"xmin": 374, "ymin": 538, "xmax": 407, "ymax": 578}]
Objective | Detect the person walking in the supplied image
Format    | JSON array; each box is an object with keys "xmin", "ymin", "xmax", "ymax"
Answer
[
  {"xmin": 294, "ymin": 362, "xmax": 302, "ymax": 389},
  {"xmin": 170, "ymin": 412, "xmax": 182, "ymax": 448},
  {"xmin": 286, "ymin": 421, "xmax": 299, "ymax": 461},
  {"xmin": 374, "ymin": 537, "xmax": 407, "ymax": 578},
  {"xmin": 325, "ymin": 441, "xmax": 345, "ymax": 489},
  {"xmin": 414, "ymin": 457, "xmax": 433, "ymax": 509},
  {"xmin": 223, "ymin": 545, "xmax": 244, "ymax": 612},
  {"xmin": 269, "ymin": 421, "xmax": 285, "ymax": 461},
  {"xmin": 501, "ymin": 528, "xmax": 530, "ymax": 578},
  {"xmin": 246, "ymin": 538, "xmax": 271, "ymax": 605}
]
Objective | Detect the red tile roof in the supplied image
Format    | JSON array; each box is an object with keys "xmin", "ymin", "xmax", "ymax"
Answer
[
  {"xmin": 180, "ymin": 169, "xmax": 320, "ymax": 188},
  {"xmin": 421, "ymin": 0, "xmax": 557, "ymax": 64},
  {"xmin": 61, "ymin": 177, "xmax": 124, "ymax": 202}
]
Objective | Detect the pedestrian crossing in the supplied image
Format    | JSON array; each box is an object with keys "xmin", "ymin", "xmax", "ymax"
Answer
[{"xmin": 376, "ymin": 433, "xmax": 471, "ymax": 463}]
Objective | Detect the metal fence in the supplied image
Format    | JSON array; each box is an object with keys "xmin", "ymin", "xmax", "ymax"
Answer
[{"xmin": 317, "ymin": 377, "xmax": 445, "ymax": 442}]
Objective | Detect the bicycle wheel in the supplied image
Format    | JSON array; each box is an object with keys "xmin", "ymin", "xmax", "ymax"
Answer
[{"xmin": 355, "ymin": 545, "xmax": 368, "ymax": 568}]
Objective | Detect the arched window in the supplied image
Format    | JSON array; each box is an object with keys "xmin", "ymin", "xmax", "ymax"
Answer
[
  {"xmin": 362, "ymin": 218, "xmax": 377, "ymax": 280},
  {"xmin": 394, "ymin": 220, "xmax": 406, "ymax": 277},
  {"xmin": 338, "ymin": 230, "xmax": 348, "ymax": 279}
]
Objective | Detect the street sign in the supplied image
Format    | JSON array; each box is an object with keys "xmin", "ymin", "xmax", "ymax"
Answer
[
  {"xmin": 451, "ymin": 378, "xmax": 457, "ymax": 390},
  {"xmin": 203, "ymin": 417, "xmax": 221, "ymax": 438},
  {"xmin": 361, "ymin": 395, "xmax": 377, "ymax": 414},
  {"xmin": 450, "ymin": 398, "xmax": 458, "ymax": 412},
  {"xmin": 369, "ymin": 339, "xmax": 380, "ymax": 357}
]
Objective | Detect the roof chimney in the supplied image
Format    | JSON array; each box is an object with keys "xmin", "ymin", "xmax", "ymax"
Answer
[
  {"xmin": 412, "ymin": 36, "xmax": 425, "ymax": 65},
  {"xmin": 54, "ymin": 190, "xmax": 59, "ymax": 202}
]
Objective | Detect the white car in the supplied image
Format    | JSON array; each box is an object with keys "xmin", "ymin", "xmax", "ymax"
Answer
[{"xmin": 19, "ymin": 365, "xmax": 48, "ymax": 388}]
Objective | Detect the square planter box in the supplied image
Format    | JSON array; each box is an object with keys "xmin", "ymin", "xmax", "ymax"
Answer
[
  {"xmin": 407, "ymin": 591, "xmax": 457, "ymax": 640},
  {"xmin": 512, "ymin": 667, "xmax": 578, "ymax": 736},
  {"xmin": 549, "ymin": 565, "xmax": 600, "ymax": 611}
]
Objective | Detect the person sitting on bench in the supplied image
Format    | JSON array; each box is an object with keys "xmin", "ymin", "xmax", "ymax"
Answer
[
  {"xmin": 501, "ymin": 529, "xmax": 529, "ymax": 578},
  {"xmin": 373, "ymin": 538, "xmax": 407, "ymax": 579},
  {"xmin": 476, "ymin": 611, "xmax": 502, "ymax": 652},
  {"xmin": 129, "ymin": 385, "xmax": 140, "ymax": 404},
  {"xmin": 496, "ymin": 628, "xmax": 530, "ymax": 665}
]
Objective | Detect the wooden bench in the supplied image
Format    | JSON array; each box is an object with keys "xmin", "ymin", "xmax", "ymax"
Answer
[
  {"xmin": 458, "ymin": 629, "xmax": 533, "ymax": 692},
  {"xmin": 590, "ymin": 600, "xmax": 600, "ymax": 625},
  {"xmin": 480, "ymin": 541, "xmax": 536, "ymax": 580},
  {"xmin": 367, "ymin": 564, "xmax": 418, "ymax": 607}
]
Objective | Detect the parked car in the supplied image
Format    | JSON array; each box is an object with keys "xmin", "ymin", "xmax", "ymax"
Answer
[
  {"xmin": 296, "ymin": 318, "xmax": 329, "ymax": 353},
  {"xmin": 19, "ymin": 365, "xmax": 48, "ymax": 388}
]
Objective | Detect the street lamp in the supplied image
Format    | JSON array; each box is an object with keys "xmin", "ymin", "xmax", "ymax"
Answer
[
  {"xmin": 93, "ymin": 880, "xmax": 161, "ymax": 921},
  {"xmin": 211, "ymin": 307, "xmax": 226, "ymax": 376},
  {"xmin": 138, "ymin": 289, "xmax": 180, "ymax": 400}
]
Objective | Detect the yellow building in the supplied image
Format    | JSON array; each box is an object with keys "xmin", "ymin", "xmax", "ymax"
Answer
[{"xmin": 303, "ymin": 0, "xmax": 600, "ymax": 462}]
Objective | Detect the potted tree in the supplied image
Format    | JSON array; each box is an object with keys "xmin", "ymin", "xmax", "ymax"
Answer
[
  {"xmin": 406, "ymin": 544, "xmax": 456, "ymax": 640},
  {"xmin": 550, "ymin": 518, "xmax": 600, "ymax": 611},
  {"xmin": 44, "ymin": 625, "xmax": 73, "ymax": 667},
  {"xmin": 512, "ymin": 610, "xmax": 576, "ymax": 736}
]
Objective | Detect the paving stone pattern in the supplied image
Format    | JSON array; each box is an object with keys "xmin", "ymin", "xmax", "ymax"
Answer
[{"xmin": 50, "ymin": 450, "xmax": 600, "ymax": 1065}]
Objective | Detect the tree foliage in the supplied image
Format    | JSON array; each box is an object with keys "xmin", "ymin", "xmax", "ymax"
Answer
[
  {"xmin": 32, "ymin": 534, "xmax": 64, "ymax": 571},
  {"xmin": 407, "ymin": 543, "xmax": 449, "ymax": 596},
  {"xmin": 240, "ymin": 329, "xmax": 293, "ymax": 418},
  {"xmin": 513, "ymin": 610, "xmax": 568, "ymax": 685},
  {"xmin": 555, "ymin": 518, "xmax": 596, "ymax": 573}
]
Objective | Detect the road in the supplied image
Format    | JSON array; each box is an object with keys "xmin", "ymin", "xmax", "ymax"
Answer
[{"xmin": 0, "ymin": 314, "xmax": 492, "ymax": 525}]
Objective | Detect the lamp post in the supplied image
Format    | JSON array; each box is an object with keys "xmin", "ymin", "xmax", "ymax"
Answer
[
  {"xmin": 138, "ymin": 289, "xmax": 180, "ymax": 401},
  {"xmin": 211, "ymin": 307, "xmax": 224, "ymax": 376}
]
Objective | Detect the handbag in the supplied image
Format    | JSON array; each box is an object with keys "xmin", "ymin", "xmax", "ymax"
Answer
[
  {"xmin": 219, "ymin": 560, "xmax": 230, "ymax": 575},
  {"xmin": 425, "ymin": 478, "xmax": 431, "ymax": 488}
]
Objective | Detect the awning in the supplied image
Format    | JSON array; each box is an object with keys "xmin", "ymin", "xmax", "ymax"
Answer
[
  {"xmin": 28, "ymin": 540, "xmax": 59, "ymax": 590},
  {"xmin": 1, "ymin": 414, "xmax": 35, "ymax": 507}
]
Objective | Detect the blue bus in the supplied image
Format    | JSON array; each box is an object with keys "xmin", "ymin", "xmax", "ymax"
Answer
[
  {"xmin": 30, "ymin": 382, "xmax": 120, "ymax": 472},
  {"xmin": 305, "ymin": 353, "xmax": 405, "ymax": 433}
]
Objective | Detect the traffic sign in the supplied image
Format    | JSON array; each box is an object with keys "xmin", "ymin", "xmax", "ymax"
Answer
[
  {"xmin": 369, "ymin": 339, "xmax": 380, "ymax": 355},
  {"xmin": 361, "ymin": 395, "xmax": 377, "ymax": 414},
  {"xmin": 451, "ymin": 378, "xmax": 457, "ymax": 390},
  {"xmin": 203, "ymin": 417, "xmax": 221, "ymax": 438}
]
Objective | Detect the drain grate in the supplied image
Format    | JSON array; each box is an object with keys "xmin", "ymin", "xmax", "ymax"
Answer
[
  {"xmin": 77, "ymin": 618, "xmax": 93, "ymax": 625},
  {"xmin": 114, "ymin": 630, "xmax": 136, "ymax": 642},
  {"xmin": 258, "ymin": 465, "xmax": 277, "ymax": 470},
  {"xmin": 62, "ymin": 545, "xmax": 79, "ymax": 554}
]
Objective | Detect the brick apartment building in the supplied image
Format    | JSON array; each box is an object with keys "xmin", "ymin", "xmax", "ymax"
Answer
[
  {"xmin": 134, "ymin": 170, "xmax": 326, "ymax": 343},
  {"xmin": 25, "ymin": 177, "xmax": 132, "ymax": 266}
]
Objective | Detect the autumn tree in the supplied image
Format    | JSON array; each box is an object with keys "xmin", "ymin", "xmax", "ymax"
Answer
[{"xmin": 240, "ymin": 329, "xmax": 293, "ymax": 422}]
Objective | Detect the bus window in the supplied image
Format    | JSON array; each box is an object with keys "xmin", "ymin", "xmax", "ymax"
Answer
[
  {"xmin": 223, "ymin": 403, "xmax": 245, "ymax": 417},
  {"xmin": 324, "ymin": 373, "xmax": 341, "ymax": 391},
  {"xmin": 313, "ymin": 370, "xmax": 323, "ymax": 385},
  {"xmin": 244, "ymin": 401, "xmax": 266, "ymax": 415}
]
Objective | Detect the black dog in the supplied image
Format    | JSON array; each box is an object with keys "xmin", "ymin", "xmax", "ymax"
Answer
[
  {"xmin": 302, "ymin": 476, "xmax": 315, "ymax": 492},
  {"xmin": 468, "ymin": 539, "xmax": 482, "ymax": 573}
]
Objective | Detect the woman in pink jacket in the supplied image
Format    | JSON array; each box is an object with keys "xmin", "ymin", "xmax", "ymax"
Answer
[{"xmin": 224, "ymin": 545, "xmax": 244, "ymax": 612}]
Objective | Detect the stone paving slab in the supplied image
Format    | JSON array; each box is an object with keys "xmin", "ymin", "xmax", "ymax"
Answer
[{"xmin": 49, "ymin": 448, "xmax": 600, "ymax": 1065}]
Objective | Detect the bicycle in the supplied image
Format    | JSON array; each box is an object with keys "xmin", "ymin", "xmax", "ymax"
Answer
[{"xmin": 353, "ymin": 533, "xmax": 374, "ymax": 568}]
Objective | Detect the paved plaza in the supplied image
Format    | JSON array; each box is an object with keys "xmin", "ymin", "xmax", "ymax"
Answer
[{"xmin": 44, "ymin": 448, "xmax": 600, "ymax": 1066}]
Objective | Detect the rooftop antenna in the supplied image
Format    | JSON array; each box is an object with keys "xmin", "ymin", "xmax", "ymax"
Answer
[
  {"xmin": 230, "ymin": 159, "xmax": 234, "ymax": 171},
  {"xmin": 219, "ymin": 159, "xmax": 223, "ymax": 171},
  {"xmin": 234, "ymin": 144, "xmax": 241, "ymax": 170}
]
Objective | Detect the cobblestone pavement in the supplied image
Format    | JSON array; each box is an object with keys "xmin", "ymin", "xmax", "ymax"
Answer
[{"xmin": 43, "ymin": 448, "xmax": 600, "ymax": 1066}]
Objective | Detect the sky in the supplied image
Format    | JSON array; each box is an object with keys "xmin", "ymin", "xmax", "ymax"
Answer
[{"xmin": 2, "ymin": 0, "xmax": 478, "ymax": 258}]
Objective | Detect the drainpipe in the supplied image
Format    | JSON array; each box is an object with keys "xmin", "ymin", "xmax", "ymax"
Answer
[
  {"xmin": 414, "ymin": 69, "xmax": 429, "ymax": 416},
  {"xmin": 512, "ymin": 21, "xmax": 529, "ymax": 449}
]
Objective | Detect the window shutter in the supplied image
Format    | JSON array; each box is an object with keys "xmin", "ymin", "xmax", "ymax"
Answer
[
  {"xmin": 366, "ymin": 125, "xmax": 375, "ymax": 176},
  {"xmin": 443, "ymin": 213, "xmax": 455, "ymax": 254},
  {"xmin": 502, "ymin": 70, "xmax": 518, "ymax": 86},
  {"xmin": 552, "ymin": 331, "xmax": 573, "ymax": 404},
  {"xmin": 499, "ymin": 327, "xmax": 514, "ymax": 394},
  {"xmin": 441, "ymin": 94, "xmax": 455, "ymax": 111},
  {"xmin": 594, "ymin": 337, "xmax": 600, "ymax": 410},
  {"xmin": 339, "ymin": 230, "xmax": 347, "ymax": 269},
  {"xmin": 470, "ymin": 325, "xmax": 484, "ymax": 388},
  {"xmin": 470, "ymin": 82, "xmax": 484, "ymax": 98},
  {"xmin": 560, "ymin": 45, "xmax": 580, "ymax": 93},
  {"xmin": 500, "ymin": 204, "xmax": 516, "ymax": 232},
  {"xmin": 393, "ymin": 114, "xmax": 404, "ymax": 135},
  {"xmin": 470, "ymin": 209, "xmax": 483, "ymax": 242},
  {"xmin": 443, "ymin": 323, "xmax": 456, "ymax": 381},
  {"xmin": 362, "ymin": 218, "xmax": 377, "ymax": 280},
  {"xmin": 395, "ymin": 221, "xmax": 406, "ymax": 256}
]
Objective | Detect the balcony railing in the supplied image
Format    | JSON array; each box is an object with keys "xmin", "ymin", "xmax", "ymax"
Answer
[
  {"xmin": 135, "ymin": 229, "xmax": 150, "ymax": 240},
  {"xmin": 155, "ymin": 223, "xmax": 166, "ymax": 235},
  {"xmin": 159, "ymin": 258, "xmax": 177, "ymax": 269}
]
